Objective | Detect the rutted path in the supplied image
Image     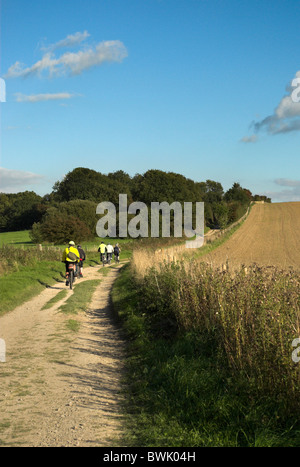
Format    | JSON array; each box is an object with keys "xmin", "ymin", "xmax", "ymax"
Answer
[{"xmin": 0, "ymin": 264, "xmax": 127, "ymax": 447}]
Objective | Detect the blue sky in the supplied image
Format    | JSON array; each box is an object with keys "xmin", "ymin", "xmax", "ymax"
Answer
[{"xmin": 1, "ymin": 0, "xmax": 300, "ymax": 202}]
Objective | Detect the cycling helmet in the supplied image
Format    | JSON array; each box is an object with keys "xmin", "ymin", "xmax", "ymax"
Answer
[{"xmin": 69, "ymin": 241, "xmax": 75, "ymax": 246}]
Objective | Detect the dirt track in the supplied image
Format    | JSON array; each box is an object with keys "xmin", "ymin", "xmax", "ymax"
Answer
[
  {"xmin": 203, "ymin": 202, "xmax": 300, "ymax": 271},
  {"xmin": 0, "ymin": 264, "xmax": 127, "ymax": 447}
]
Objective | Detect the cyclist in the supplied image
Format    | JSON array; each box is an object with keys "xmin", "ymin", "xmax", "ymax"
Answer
[
  {"xmin": 98, "ymin": 241, "xmax": 107, "ymax": 264},
  {"xmin": 77, "ymin": 244, "xmax": 86, "ymax": 277},
  {"xmin": 114, "ymin": 243, "xmax": 121, "ymax": 263},
  {"xmin": 106, "ymin": 243, "xmax": 114, "ymax": 264},
  {"xmin": 62, "ymin": 241, "xmax": 80, "ymax": 286}
]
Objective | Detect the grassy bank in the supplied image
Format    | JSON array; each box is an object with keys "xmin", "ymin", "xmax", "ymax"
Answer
[
  {"xmin": 112, "ymin": 262, "xmax": 300, "ymax": 447},
  {"xmin": 0, "ymin": 261, "xmax": 64, "ymax": 316}
]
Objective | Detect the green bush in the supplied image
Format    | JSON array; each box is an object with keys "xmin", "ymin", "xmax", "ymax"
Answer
[
  {"xmin": 30, "ymin": 212, "xmax": 94, "ymax": 245},
  {"xmin": 45, "ymin": 199, "xmax": 98, "ymax": 233}
]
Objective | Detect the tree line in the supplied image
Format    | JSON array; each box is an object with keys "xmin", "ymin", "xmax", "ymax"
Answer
[{"xmin": 0, "ymin": 167, "xmax": 271, "ymax": 243}]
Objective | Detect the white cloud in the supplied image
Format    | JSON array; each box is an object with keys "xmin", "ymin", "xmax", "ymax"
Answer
[
  {"xmin": 15, "ymin": 92, "xmax": 75, "ymax": 102},
  {"xmin": 274, "ymin": 178, "xmax": 300, "ymax": 188},
  {"xmin": 242, "ymin": 70, "xmax": 300, "ymax": 141},
  {"xmin": 263, "ymin": 178, "xmax": 300, "ymax": 202},
  {"xmin": 5, "ymin": 39, "xmax": 128, "ymax": 79},
  {"xmin": 0, "ymin": 168, "xmax": 45, "ymax": 192},
  {"xmin": 42, "ymin": 31, "xmax": 90, "ymax": 52}
]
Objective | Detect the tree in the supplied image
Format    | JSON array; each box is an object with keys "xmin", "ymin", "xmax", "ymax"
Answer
[
  {"xmin": 213, "ymin": 202, "xmax": 229, "ymax": 229},
  {"xmin": 204, "ymin": 180, "xmax": 224, "ymax": 204},
  {"xmin": 45, "ymin": 199, "xmax": 98, "ymax": 234},
  {"xmin": 52, "ymin": 167, "xmax": 109, "ymax": 202},
  {"xmin": 224, "ymin": 182, "xmax": 251, "ymax": 205},
  {"xmin": 0, "ymin": 191, "xmax": 43, "ymax": 231},
  {"xmin": 30, "ymin": 212, "xmax": 93, "ymax": 245}
]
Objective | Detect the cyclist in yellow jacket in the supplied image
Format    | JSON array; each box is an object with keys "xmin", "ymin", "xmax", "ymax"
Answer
[
  {"xmin": 62, "ymin": 241, "xmax": 80, "ymax": 285},
  {"xmin": 98, "ymin": 241, "xmax": 107, "ymax": 264}
]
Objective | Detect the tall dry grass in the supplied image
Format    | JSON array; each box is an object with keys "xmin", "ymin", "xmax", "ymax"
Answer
[
  {"xmin": 131, "ymin": 251, "xmax": 300, "ymax": 407},
  {"xmin": 131, "ymin": 244, "xmax": 187, "ymax": 279}
]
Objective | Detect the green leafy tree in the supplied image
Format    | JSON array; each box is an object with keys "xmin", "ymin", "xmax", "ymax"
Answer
[
  {"xmin": 213, "ymin": 202, "xmax": 229, "ymax": 229},
  {"xmin": 45, "ymin": 199, "xmax": 98, "ymax": 234},
  {"xmin": 203, "ymin": 180, "xmax": 224, "ymax": 204},
  {"xmin": 224, "ymin": 182, "xmax": 251, "ymax": 205},
  {"xmin": 0, "ymin": 191, "xmax": 42, "ymax": 231},
  {"xmin": 30, "ymin": 212, "xmax": 93, "ymax": 245}
]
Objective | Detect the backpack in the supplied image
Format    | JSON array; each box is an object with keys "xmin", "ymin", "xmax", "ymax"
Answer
[
  {"xmin": 78, "ymin": 247, "xmax": 85, "ymax": 260},
  {"xmin": 67, "ymin": 249, "xmax": 78, "ymax": 261}
]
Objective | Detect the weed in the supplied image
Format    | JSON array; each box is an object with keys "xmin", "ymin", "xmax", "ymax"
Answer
[{"xmin": 66, "ymin": 319, "xmax": 80, "ymax": 333}]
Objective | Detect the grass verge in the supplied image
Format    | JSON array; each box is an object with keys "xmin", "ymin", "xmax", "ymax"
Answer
[
  {"xmin": 58, "ymin": 279, "xmax": 101, "ymax": 315},
  {"xmin": 0, "ymin": 261, "xmax": 64, "ymax": 316},
  {"xmin": 42, "ymin": 289, "xmax": 68, "ymax": 310},
  {"xmin": 112, "ymin": 263, "xmax": 300, "ymax": 447}
]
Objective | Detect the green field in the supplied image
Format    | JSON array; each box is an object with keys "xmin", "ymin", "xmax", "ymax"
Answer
[{"xmin": 0, "ymin": 230, "xmax": 33, "ymax": 247}]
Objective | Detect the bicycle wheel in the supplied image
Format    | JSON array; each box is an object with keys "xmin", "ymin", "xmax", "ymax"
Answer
[{"xmin": 69, "ymin": 269, "xmax": 74, "ymax": 290}]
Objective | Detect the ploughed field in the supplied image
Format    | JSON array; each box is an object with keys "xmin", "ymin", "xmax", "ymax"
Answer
[{"xmin": 203, "ymin": 202, "xmax": 300, "ymax": 271}]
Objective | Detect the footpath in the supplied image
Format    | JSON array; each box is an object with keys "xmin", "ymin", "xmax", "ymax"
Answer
[{"xmin": 0, "ymin": 264, "xmax": 127, "ymax": 447}]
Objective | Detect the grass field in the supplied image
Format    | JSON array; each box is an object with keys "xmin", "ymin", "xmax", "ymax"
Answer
[{"xmin": 0, "ymin": 230, "xmax": 33, "ymax": 247}]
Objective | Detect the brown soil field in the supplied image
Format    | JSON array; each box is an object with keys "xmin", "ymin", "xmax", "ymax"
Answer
[{"xmin": 202, "ymin": 202, "xmax": 300, "ymax": 271}]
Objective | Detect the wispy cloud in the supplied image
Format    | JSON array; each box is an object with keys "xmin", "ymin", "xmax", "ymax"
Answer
[
  {"xmin": 263, "ymin": 178, "xmax": 300, "ymax": 202},
  {"xmin": 240, "ymin": 135, "xmax": 258, "ymax": 143},
  {"xmin": 15, "ymin": 92, "xmax": 76, "ymax": 102},
  {"xmin": 275, "ymin": 178, "xmax": 300, "ymax": 188},
  {"xmin": 41, "ymin": 31, "xmax": 90, "ymax": 52},
  {"xmin": 5, "ymin": 34, "xmax": 128, "ymax": 79},
  {"xmin": 241, "ymin": 70, "xmax": 300, "ymax": 142},
  {"xmin": 0, "ymin": 167, "xmax": 45, "ymax": 192}
]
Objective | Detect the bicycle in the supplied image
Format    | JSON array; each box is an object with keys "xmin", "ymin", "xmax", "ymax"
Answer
[
  {"xmin": 114, "ymin": 253, "xmax": 120, "ymax": 263},
  {"xmin": 107, "ymin": 253, "xmax": 112, "ymax": 265},
  {"xmin": 100, "ymin": 252, "xmax": 107, "ymax": 267},
  {"xmin": 67, "ymin": 262, "xmax": 77, "ymax": 289}
]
